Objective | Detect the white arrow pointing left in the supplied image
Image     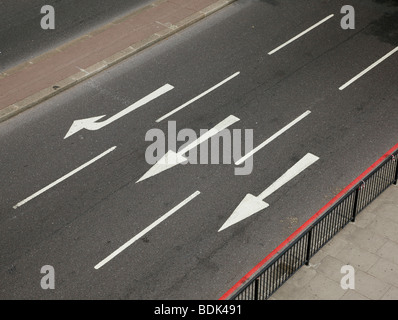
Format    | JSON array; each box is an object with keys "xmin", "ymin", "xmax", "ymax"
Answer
[
  {"xmin": 219, "ymin": 153, "xmax": 319, "ymax": 232},
  {"xmin": 64, "ymin": 84, "xmax": 174, "ymax": 139}
]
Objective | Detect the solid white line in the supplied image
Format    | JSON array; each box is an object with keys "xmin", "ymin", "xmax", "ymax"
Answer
[
  {"xmin": 94, "ymin": 191, "xmax": 201, "ymax": 270},
  {"xmin": 235, "ymin": 110, "xmax": 311, "ymax": 166},
  {"xmin": 258, "ymin": 153, "xmax": 319, "ymax": 200},
  {"xmin": 268, "ymin": 14, "xmax": 334, "ymax": 55},
  {"xmin": 339, "ymin": 46, "xmax": 398, "ymax": 90},
  {"xmin": 13, "ymin": 146, "xmax": 117, "ymax": 209},
  {"xmin": 156, "ymin": 72, "xmax": 240, "ymax": 122}
]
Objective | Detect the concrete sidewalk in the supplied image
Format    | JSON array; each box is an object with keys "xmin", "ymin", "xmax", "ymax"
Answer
[
  {"xmin": 0, "ymin": 0, "xmax": 236, "ymax": 123},
  {"xmin": 271, "ymin": 185, "xmax": 398, "ymax": 300}
]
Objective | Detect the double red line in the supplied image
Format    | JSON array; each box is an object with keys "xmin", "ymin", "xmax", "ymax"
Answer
[{"xmin": 220, "ymin": 142, "xmax": 398, "ymax": 300}]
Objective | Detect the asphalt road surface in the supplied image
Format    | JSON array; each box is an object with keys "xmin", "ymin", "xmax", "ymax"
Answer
[
  {"xmin": 0, "ymin": 0, "xmax": 398, "ymax": 299},
  {"xmin": 0, "ymin": 0, "xmax": 153, "ymax": 72}
]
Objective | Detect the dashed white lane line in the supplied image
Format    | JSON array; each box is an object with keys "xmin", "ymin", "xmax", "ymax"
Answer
[
  {"xmin": 13, "ymin": 146, "xmax": 117, "ymax": 209},
  {"xmin": 156, "ymin": 72, "xmax": 240, "ymax": 123},
  {"xmin": 94, "ymin": 190, "xmax": 201, "ymax": 270},
  {"xmin": 339, "ymin": 46, "xmax": 398, "ymax": 90},
  {"xmin": 235, "ymin": 110, "xmax": 311, "ymax": 166},
  {"xmin": 268, "ymin": 14, "xmax": 334, "ymax": 55}
]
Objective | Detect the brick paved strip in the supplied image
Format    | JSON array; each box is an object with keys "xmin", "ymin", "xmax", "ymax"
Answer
[{"xmin": 0, "ymin": 0, "xmax": 236, "ymax": 123}]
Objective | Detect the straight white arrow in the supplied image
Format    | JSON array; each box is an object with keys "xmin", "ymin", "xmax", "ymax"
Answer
[
  {"xmin": 136, "ymin": 115, "xmax": 240, "ymax": 183},
  {"xmin": 64, "ymin": 84, "xmax": 174, "ymax": 139},
  {"xmin": 219, "ymin": 153, "xmax": 319, "ymax": 232}
]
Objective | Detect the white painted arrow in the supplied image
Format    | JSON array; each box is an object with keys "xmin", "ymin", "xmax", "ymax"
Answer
[
  {"xmin": 219, "ymin": 153, "xmax": 319, "ymax": 232},
  {"xmin": 64, "ymin": 84, "xmax": 174, "ymax": 139},
  {"xmin": 137, "ymin": 115, "xmax": 240, "ymax": 183}
]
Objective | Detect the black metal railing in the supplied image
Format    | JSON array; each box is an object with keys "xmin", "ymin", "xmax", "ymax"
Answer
[{"xmin": 230, "ymin": 149, "xmax": 398, "ymax": 300}]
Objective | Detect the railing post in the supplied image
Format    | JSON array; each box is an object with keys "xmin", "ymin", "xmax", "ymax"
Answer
[
  {"xmin": 254, "ymin": 278, "xmax": 259, "ymax": 300},
  {"xmin": 352, "ymin": 187, "xmax": 360, "ymax": 222},
  {"xmin": 393, "ymin": 155, "xmax": 398, "ymax": 185},
  {"xmin": 305, "ymin": 229, "xmax": 312, "ymax": 266}
]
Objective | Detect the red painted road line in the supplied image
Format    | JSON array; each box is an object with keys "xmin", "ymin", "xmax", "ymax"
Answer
[{"xmin": 219, "ymin": 142, "xmax": 398, "ymax": 300}]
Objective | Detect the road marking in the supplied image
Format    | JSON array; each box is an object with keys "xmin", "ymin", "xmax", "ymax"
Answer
[
  {"xmin": 76, "ymin": 66, "xmax": 89, "ymax": 75},
  {"xmin": 13, "ymin": 146, "xmax": 117, "ymax": 209},
  {"xmin": 64, "ymin": 84, "xmax": 174, "ymax": 139},
  {"xmin": 268, "ymin": 14, "xmax": 334, "ymax": 55},
  {"xmin": 137, "ymin": 115, "xmax": 240, "ymax": 183},
  {"xmin": 219, "ymin": 153, "xmax": 319, "ymax": 232},
  {"xmin": 339, "ymin": 46, "xmax": 398, "ymax": 90},
  {"xmin": 235, "ymin": 110, "xmax": 311, "ymax": 166},
  {"xmin": 94, "ymin": 191, "xmax": 201, "ymax": 269},
  {"xmin": 156, "ymin": 72, "xmax": 240, "ymax": 122}
]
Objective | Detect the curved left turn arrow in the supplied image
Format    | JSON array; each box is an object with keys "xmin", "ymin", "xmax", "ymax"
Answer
[{"xmin": 64, "ymin": 84, "xmax": 174, "ymax": 139}]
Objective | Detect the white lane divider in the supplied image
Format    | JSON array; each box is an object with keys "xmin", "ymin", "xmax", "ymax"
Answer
[
  {"xmin": 137, "ymin": 115, "xmax": 240, "ymax": 183},
  {"xmin": 156, "ymin": 72, "xmax": 240, "ymax": 123},
  {"xmin": 235, "ymin": 110, "xmax": 311, "ymax": 166},
  {"xmin": 219, "ymin": 153, "xmax": 319, "ymax": 232},
  {"xmin": 13, "ymin": 146, "xmax": 117, "ymax": 209},
  {"xmin": 64, "ymin": 84, "xmax": 174, "ymax": 139},
  {"xmin": 268, "ymin": 14, "xmax": 334, "ymax": 55},
  {"xmin": 94, "ymin": 190, "xmax": 201, "ymax": 270},
  {"xmin": 339, "ymin": 46, "xmax": 398, "ymax": 90}
]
